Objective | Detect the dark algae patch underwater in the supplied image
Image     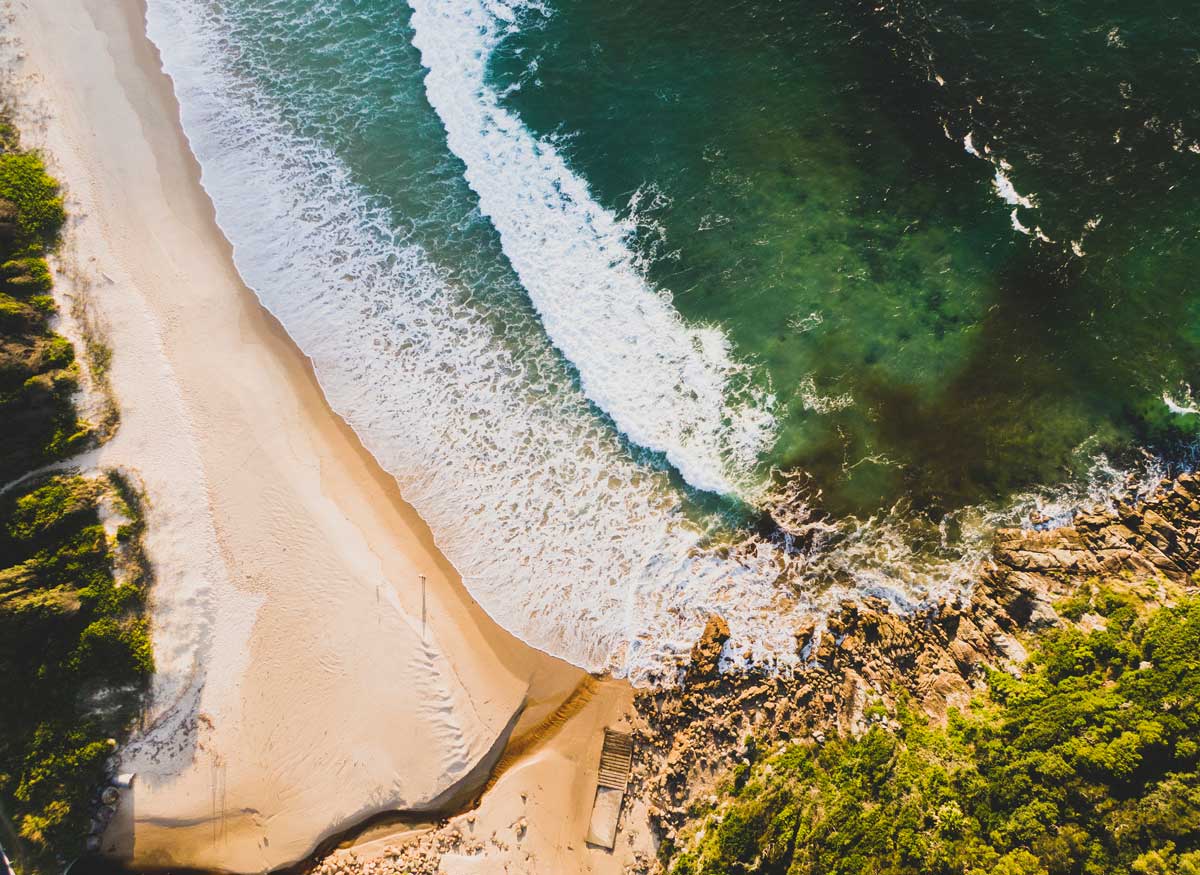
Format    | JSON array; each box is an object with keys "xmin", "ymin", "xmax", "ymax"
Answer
[{"xmin": 489, "ymin": 0, "xmax": 1200, "ymax": 519}]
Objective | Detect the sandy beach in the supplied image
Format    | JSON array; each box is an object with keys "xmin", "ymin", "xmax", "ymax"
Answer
[{"xmin": 4, "ymin": 0, "xmax": 646, "ymax": 870}]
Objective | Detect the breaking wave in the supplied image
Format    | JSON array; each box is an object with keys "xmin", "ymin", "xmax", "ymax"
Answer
[
  {"xmin": 406, "ymin": 0, "xmax": 776, "ymax": 498},
  {"xmin": 142, "ymin": 0, "xmax": 1180, "ymax": 683},
  {"xmin": 144, "ymin": 0, "xmax": 807, "ymax": 680}
]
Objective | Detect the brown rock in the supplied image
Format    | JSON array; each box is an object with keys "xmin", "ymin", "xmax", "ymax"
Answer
[
  {"xmin": 794, "ymin": 620, "xmax": 817, "ymax": 654},
  {"xmin": 814, "ymin": 631, "xmax": 836, "ymax": 666},
  {"xmin": 686, "ymin": 614, "xmax": 730, "ymax": 684},
  {"xmin": 948, "ymin": 638, "xmax": 982, "ymax": 673}
]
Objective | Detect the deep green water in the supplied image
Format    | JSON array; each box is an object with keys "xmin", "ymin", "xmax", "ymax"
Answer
[
  {"xmin": 143, "ymin": 0, "xmax": 1200, "ymax": 673},
  {"xmin": 491, "ymin": 0, "xmax": 1200, "ymax": 517},
  {"xmin": 199, "ymin": 0, "xmax": 1200, "ymax": 519}
]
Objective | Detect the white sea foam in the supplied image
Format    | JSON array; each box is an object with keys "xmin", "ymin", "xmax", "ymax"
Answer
[
  {"xmin": 405, "ymin": 0, "xmax": 776, "ymax": 499},
  {"xmin": 143, "ymin": 0, "xmax": 816, "ymax": 680},
  {"xmin": 142, "ymin": 0, "xmax": 1176, "ymax": 684},
  {"xmin": 788, "ymin": 311, "xmax": 824, "ymax": 334},
  {"xmin": 992, "ymin": 167, "xmax": 1035, "ymax": 209},
  {"xmin": 1164, "ymin": 386, "xmax": 1200, "ymax": 417},
  {"xmin": 953, "ymin": 125, "xmax": 1062, "ymax": 245},
  {"xmin": 797, "ymin": 375, "xmax": 854, "ymax": 415}
]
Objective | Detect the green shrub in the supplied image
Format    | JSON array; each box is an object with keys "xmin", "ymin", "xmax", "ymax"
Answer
[
  {"xmin": 1, "ymin": 258, "xmax": 52, "ymax": 296},
  {"xmin": 0, "ymin": 113, "xmax": 145, "ymax": 875},
  {"xmin": 41, "ymin": 336, "xmax": 74, "ymax": 370},
  {"xmin": 0, "ymin": 365, "xmax": 90, "ymax": 483},
  {"xmin": 0, "ymin": 291, "xmax": 30, "ymax": 328},
  {"xmin": 28, "ymin": 295, "xmax": 56, "ymax": 316},
  {"xmin": 671, "ymin": 592, "xmax": 1200, "ymax": 875},
  {"xmin": 3, "ymin": 476, "xmax": 95, "ymax": 545},
  {"xmin": 12, "ymin": 726, "xmax": 111, "ymax": 854},
  {"xmin": 71, "ymin": 617, "xmax": 154, "ymax": 677},
  {"xmin": 0, "ymin": 154, "xmax": 65, "ymax": 253},
  {"xmin": 0, "ymin": 474, "xmax": 151, "ymax": 873},
  {"xmin": 0, "ymin": 137, "xmax": 90, "ymax": 484}
]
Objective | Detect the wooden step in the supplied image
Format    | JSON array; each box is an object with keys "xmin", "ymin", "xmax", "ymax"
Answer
[
  {"xmin": 597, "ymin": 728, "xmax": 633, "ymax": 792},
  {"xmin": 588, "ymin": 728, "xmax": 636, "ymax": 849}
]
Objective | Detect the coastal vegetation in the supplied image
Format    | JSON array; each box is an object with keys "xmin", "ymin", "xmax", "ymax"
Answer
[
  {"xmin": 0, "ymin": 114, "xmax": 151, "ymax": 873},
  {"xmin": 0, "ymin": 116, "xmax": 88, "ymax": 485},
  {"xmin": 668, "ymin": 583, "xmax": 1200, "ymax": 875}
]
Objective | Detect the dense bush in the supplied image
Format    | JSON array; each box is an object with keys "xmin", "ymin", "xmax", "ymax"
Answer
[
  {"xmin": 0, "ymin": 153, "xmax": 65, "ymax": 253},
  {"xmin": 0, "ymin": 127, "xmax": 89, "ymax": 485},
  {"xmin": 0, "ymin": 475, "xmax": 153, "ymax": 872},
  {"xmin": 0, "ymin": 118, "xmax": 150, "ymax": 874},
  {"xmin": 671, "ymin": 586, "xmax": 1200, "ymax": 875}
]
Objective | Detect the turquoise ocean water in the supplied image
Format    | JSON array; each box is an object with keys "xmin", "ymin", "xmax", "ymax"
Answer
[{"xmin": 143, "ymin": 0, "xmax": 1200, "ymax": 677}]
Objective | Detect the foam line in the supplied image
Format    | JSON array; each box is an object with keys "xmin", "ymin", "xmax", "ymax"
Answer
[
  {"xmin": 143, "ymin": 0, "xmax": 810, "ymax": 679},
  {"xmin": 406, "ymin": 0, "xmax": 776, "ymax": 498},
  {"xmin": 143, "ymin": 0, "xmax": 1130, "ymax": 681}
]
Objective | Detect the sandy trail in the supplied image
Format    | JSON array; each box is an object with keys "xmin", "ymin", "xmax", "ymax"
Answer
[{"xmin": 2, "ymin": 0, "xmax": 620, "ymax": 870}]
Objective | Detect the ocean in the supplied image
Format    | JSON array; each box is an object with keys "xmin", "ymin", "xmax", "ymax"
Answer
[{"xmin": 143, "ymin": 0, "xmax": 1200, "ymax": 679}]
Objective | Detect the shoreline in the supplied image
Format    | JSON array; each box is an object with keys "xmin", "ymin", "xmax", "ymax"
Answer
[{"xmin": 5, "ymin": 0, "xmax": 645, "ymax": 871}]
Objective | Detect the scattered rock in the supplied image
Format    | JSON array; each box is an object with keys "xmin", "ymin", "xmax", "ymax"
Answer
[
  {"xmin": 311, "ymin": 473, "xmax": 1200, "ymax": 875},
  {"xmin": 629, "ymin": 472, "xmax": 1200, "ymax": 848}
]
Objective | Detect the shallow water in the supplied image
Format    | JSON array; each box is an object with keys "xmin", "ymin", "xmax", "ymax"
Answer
[{"xmin": 145, "ymin": 0, "xmax": 1200, "ymax": 677}]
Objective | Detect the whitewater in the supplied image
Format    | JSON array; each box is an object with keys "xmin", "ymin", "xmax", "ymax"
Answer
[
  {"xmin": 406, "ymin": 0, "xmax": 777, "ymax": 499},
  {"xmin": 141, "ymin": 0, "xmax": 1173, "ymax": 682}
]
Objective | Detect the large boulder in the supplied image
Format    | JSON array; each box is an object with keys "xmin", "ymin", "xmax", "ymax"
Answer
[{"xmin": 686, "ymin": 614, "xmax": 730, "ymax": 686}]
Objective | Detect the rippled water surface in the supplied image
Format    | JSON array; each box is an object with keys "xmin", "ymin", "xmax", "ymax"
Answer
[
  {"xmin": 492, "ymin": 0, "xmax": 1200, "ymax": 516},
  {"xmin": 144, "ymin": 0, "xmax": 1200, "ymax": 676}
]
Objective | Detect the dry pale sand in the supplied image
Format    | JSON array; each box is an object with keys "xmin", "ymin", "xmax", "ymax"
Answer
[
  {"xmin": 437, "ymin": 679, "xmax": 654, "ymax": 874},
  {"xmin": 332, "ymin": 678, "xmax": 655, "ymax": 874},
  {"xmin": 5, "ymin": 0, "xmax": 643, "ymax": 871}
]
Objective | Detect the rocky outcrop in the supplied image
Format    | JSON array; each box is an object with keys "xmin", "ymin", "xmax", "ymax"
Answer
[
  {"xmin": 683, "ymin": 614, "xmax": 729, "ymax": 689},
  {"xmin": 990, "ymin": 473, "xmax": 1200, "ymax": 594},
  {"xmin": 630, "ymin": 472, "xmax": 1200, "ymax": 848},
  {"xmin": 305, "ymin": 474, "xmax": 1200, "ymax": 872}
]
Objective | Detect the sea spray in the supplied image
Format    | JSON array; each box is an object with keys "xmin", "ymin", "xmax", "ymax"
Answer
[{"xmin": 140, "ymin": 0, "xmax": 1181, "ymax": 682}]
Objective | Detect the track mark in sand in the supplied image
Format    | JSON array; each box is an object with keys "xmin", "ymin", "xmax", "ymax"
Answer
[
  {"xmin": 209, "ymin": 752, "xmax": 228, "ymax": 849},
  {"xmin": 480, "ymin": 675, "xmax": 599, "ymax": 794},
  {"xmin": 408, "ymin": 634, "xmax": 480, "ymax": 780}
]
